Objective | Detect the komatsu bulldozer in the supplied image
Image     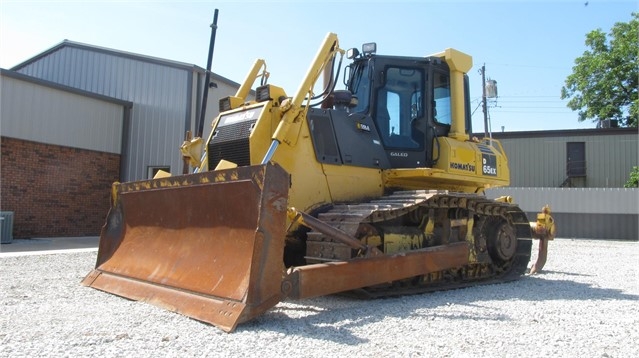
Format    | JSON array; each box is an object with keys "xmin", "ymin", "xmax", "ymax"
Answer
[{"xmin": 83, "ymin": 33, "xmax": 552, "ymax": 332}]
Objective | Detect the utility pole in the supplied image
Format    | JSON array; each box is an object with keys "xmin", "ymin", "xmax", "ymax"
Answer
[{"xmin": 481, "ymin": 64, "xmax": 489, "ymax": 138}]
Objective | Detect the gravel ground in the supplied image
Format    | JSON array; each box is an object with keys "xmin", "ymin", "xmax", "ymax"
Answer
[{"xmin": 1, "ymin": 239, "xmax": 637, "ymax": 358}]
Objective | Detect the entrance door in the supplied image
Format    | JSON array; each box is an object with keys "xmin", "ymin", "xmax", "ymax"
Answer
[{"xmin": 566, "ymin": 142, "xmax": 586, "ymax": 177}]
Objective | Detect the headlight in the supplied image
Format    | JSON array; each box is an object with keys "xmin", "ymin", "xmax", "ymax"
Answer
[
  {"xmin": 219, "ymin": 97, "xmax": 232, "ymax": 112},
  {"xmin": 256, "ymin": 85, "xmax": 271, "ymax": 102},
  {"xmin": 346, "ymin": 48, "xmax": 360, "ymax": 59},
  {"xmin": 219, "ymin": 96, "xmax": 244, "ymax": 112},
  {"xmin": 362, "ymin": 42, "xmax": 377, "ymax": 56}
]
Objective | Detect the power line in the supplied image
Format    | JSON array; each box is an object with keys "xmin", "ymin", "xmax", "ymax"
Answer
[
  {"xmin": 497, "ymin": 99, "xmax": 565, "ymax": 103},
  {"xmin": 491, "ymin": 110, "xmax": 575, "ymax": 114},
  {"xmin": 484, "ymin": 62, "xmax": 571, "ymax": 71},
  {"xmin": 497, "ymin": 95, "xmax": 563, "ymax": 98},
  {"xmin": 493, "ymin": 105, "xmax": 572, "ymax": 109},
  {"xmin": 471, "ymin": 96, "xmax": 567, "ymax": 102}
]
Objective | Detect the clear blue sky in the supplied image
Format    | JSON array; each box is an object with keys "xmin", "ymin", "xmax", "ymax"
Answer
[{"xmin": 1, "ymin": 0, "xmax": 635, "ymax": 133}]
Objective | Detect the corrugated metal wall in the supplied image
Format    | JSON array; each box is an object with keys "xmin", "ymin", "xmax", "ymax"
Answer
[
  {"xmin": 497, "ymin": 132, "xmax": 638, "ymax": 188},
  {"xmin": 583, "ymin": 133, "xmax": 638, "ymax": 187},
  {"xmin": 486, "ymin": 187, "xmax": 638, "ymax": 240},
  {"xmin": 499, "ymin": 137, "xmax": 564, "ymax": 187},
  {"xmin": 1, "ymin": 73, "xmax": 123, "ymax": 153},
  {"xmin": 14, "ymin": 44, "xmax": 195, "ymax": 181},
  {"xmin": 486, "ymin": 187, "xmax": 638, "ymax": 214}
]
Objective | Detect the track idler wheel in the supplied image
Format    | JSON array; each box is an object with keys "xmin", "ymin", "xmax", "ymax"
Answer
[{"xmin": 487, "ymin": 221, "xmax": 517, "ymax": 263}]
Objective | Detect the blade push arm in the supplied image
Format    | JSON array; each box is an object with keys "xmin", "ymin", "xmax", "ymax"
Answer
[{"xmin": 262, "ymin": 32, "xmax": 344, "ymax": 163}]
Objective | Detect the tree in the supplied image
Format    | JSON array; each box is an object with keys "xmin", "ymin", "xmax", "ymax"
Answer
[
  {"xmin": 561, "ymin": 13, "xmax": 638, "ymax": 128},
  {"xmin": 625, "ymin": 166, "xmax": 639, "ymax": 188}
]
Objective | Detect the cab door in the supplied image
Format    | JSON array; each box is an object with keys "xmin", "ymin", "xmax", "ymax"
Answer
[{"xmin": 370, "ymin": 58, "xmax": 429, "ymax": 168}]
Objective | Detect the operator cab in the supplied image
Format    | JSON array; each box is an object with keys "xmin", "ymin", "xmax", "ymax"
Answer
[{"xmin": 344, "ymin": 43, "xmax": 473, "ymax": 168}]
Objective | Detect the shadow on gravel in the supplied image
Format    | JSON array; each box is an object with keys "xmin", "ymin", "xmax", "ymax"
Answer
[
  {"xmin": 533, "ymin": 270, "xmax": 593, "ymax": 277},
  {"xmin": 241, "ymin": 275, "xmax": 638, "ymax": 343},
  {"xmin": 517, "ymin": 275, "xmax": 639, "ymax": 301}
]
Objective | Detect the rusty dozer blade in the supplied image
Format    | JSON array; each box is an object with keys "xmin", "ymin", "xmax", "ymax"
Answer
[{"xmin": 82, "ymin": 163, "xmax": 289, "ymax": 332}]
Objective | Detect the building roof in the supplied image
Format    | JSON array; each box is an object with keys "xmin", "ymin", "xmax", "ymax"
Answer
[
  {"xmin": 10, "ymin": 39, "xmax": 241, "ymax": 89},
  {"xmin": 476, "ymin": 127, "xmax": 638, "ymax": 139},
  {"xmin": 0, "ymin": 68, "xmax": 133, "ymax": 108}
]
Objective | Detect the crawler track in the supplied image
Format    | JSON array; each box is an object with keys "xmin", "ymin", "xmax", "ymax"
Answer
[{"xmin": 303, "ymin": 190, "xmax": 532, "ymax": 298}]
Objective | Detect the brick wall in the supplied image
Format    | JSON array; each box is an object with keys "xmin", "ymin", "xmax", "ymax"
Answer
[{"xmin": 1, "ymin": 136, "xmax": 120, "ymax": 238}]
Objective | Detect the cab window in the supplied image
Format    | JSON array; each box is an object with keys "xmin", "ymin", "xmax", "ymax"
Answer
[
  {"xmin": 433, "ymin": 73, "xmax": 451, "ymax": 125},
  {"xmin": 387, "ymin": 92, "xmax": 400, "ymax": 135}
]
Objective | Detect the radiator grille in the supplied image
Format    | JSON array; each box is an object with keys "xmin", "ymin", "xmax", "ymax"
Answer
[{"xmin": 208, "ymin": 120, "xmax": 255, "ymax": 169}]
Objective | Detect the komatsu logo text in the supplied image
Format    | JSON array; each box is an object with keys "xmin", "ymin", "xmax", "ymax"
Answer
[
  {"xmin": 450, "ymin": 162, "xmax": 476, "ymax": 172},
  {"xmin": 220, "ymin": 108, "xmax": 259, "ymax": 126}
]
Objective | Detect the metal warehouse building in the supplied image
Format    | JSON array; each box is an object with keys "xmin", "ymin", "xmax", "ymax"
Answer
[
  {"xmin": 485, "ymin": 127, "xmax": 638, "ymax": 240},
  {"xmin": 10, "ymin": 40, "xmax": 240, "ymax": 181},
  {"xmin": 491, "ymin": 127, "xmax": 638, "ymax": 188},
  {"xmin": 1, "ymin": 41, "xmax": 239, "ymax": 239}
]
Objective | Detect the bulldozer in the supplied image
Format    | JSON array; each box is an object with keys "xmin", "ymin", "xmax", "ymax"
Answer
[{"xmin": 82, "ymin": 33, "xmax": 553, "ymax": 332}]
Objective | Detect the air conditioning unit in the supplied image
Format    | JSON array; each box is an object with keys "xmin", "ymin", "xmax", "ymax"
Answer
[{"xmin": 1, "ymin": 211, "xmax": 14, "ymax": 244}]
